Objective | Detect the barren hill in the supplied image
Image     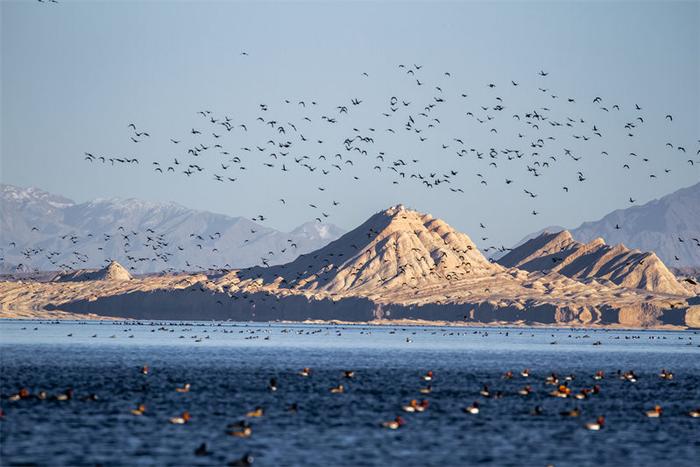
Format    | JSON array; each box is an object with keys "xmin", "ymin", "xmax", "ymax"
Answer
[
  {"xmin": 232, "ymin": 205, "xmax": 500, "ymax": 294},
  {"xmin": 498, "ymin": 230, "xmax": 690, "ymax": 296}
]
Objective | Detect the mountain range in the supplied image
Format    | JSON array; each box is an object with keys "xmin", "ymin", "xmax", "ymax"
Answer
[
  {"xmin": 502, "ymin": 182, "xmax": 700, "ymax": 268},
  {"xmin": 2, "ymin": 181, "xmax": 698, "ymax": 277},
  {"xmin": 570, "ymin": 182, "xmax": 700, "ymax": 268},
  {"xmin": 2, "ymin": 204, "xmax": 697, "ymax": 328},
  {"xmin": 0, "ymin": 184, "xmax": 344, "ymax": 273}
]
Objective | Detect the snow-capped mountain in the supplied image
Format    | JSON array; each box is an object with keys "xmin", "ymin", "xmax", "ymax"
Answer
[{"xmin": 0, "ymin": 184, "xmax": 344, "ymax": 273}]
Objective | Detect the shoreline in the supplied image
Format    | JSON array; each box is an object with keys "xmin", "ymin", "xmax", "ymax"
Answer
[{"xmin": 0, "ymin": 309, "xmax": 694, "ymax": 331}]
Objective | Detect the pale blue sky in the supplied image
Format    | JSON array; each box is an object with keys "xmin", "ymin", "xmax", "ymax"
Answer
[{"xmin": 2, "ymin": 0, "xmax": 698, "ymax": 248}]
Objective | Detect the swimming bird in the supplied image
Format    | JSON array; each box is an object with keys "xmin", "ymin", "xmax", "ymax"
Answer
[
  {"xmin": 54, "ymin": 388, "xmax": 73, "ymax": 401},
  {"xmin": 463, "ymin": 401, "xmax": 480, "ymax": 414},
  {"xmin": 559, "ymin": 404, "xmax": 580, "ymax": 416},
  {"xmin": 175, "ymin": 383, "xmax": 191, "ymax": 393},
  {"xmin": 131, "ymin": 404, "xmax": 146, "ymax": 416},
  {"xmin": 7, "ymin": 388, "xmax": 31, "ymax": 401},
  {"xmin": 228, "ymin": 452, "xmax": 255, "ymax": 466},
  {"xmin": 246, "ymin": 407, "xmax": 264, "ymax": 417},
  {"xmin": 169, "ymin": 411, "xmax": 191, "ymax": 424},
  {"xmin": 645, "ymin": 405, "xmax": 663, "ymax": 418},
  {"xmin": 195, "ymin": 443, "xmax": 210, "ymax": 456},
  {"xmin": 227, "ymin": 421, "xmax": 253, "ymax": 438},
  {"xmin": 381, "ymin": 416, "xmax": 405, "ymax": 429},
  {"xmin": 584, "ymin": 416, "xmax": 605, "ymax": 430}
]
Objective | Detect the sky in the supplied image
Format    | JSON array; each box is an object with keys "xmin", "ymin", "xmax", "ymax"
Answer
[{"xmin": 1, "ymin": 0, "xmax": 698, "ymax": 249}]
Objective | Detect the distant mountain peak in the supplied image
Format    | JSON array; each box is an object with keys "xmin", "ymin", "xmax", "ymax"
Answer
[
  {"xmin": 0, "ymin": 184, "xmax": 344, "ymax": 273},
  {"xmin": 571, "ymin": 181, "xmax": 700, "ymax": 267},
  {"xmin": 1, "ymin": 183, "xmax": 75, "ymax": 209}
]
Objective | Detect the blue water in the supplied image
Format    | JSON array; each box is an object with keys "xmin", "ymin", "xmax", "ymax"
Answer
[{"xmin": 1, "ymin": 320, "xmax": 699, "ymax": 466}]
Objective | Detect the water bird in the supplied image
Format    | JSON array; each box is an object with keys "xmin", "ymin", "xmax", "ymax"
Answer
[
  {"xmin": 175, "ymin": 383, "xmax": 191, "ymax": 393},
  {"xmin": 195, "ymin": 443, "xmax": 210, "ymax": 456},
  {"xmin": 169, "ymin": 411, "xmax": 191, "ymax": 424},
  {"xmin": 228, "ymin": 452, "xmax": 255, "ymax": 466},
  {"xmin": 53, "ymin": 388, "xmax": 73, "ymax": 401},
  {"xmin": 227, "ymin": 421, "xmax": 253, "ymax": 438},
  {"xmin": 246, "ymin": 407, "xmax": 264, "ymax": 417},
  {"xmin": 560, "ymin": 407, "xmax": 581, "ymax": 417},
  {"xmin": 464, "ymin": 402, "xmax": 480, "ymax": 414},
  {"xmin": 645, "ymin": 405, "xmax": 663, "ymax": 418},
  {"xmin": 584, "ymin": 416, "xmax": 605, "ymax": 430},
  {"xmin": 7, "ymin": 388, "xmax": 31, "ymax": 401},
  {"xmin": 381, "ymin": 416, "xmax": 405, "ymax": 429}
]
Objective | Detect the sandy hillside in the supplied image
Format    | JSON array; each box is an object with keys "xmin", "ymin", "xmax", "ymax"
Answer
[{"xmin": 498, "ymin": 230, "xmax": 692, "ymax": 296}]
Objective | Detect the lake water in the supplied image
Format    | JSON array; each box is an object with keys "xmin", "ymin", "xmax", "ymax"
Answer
[{"xmin": 1, "ymin": 320, "xmax": 699, "ymax": 466}]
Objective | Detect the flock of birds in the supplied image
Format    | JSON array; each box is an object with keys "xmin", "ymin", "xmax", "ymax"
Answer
[
  {"xmin": 84, "ymin": 63, "xmax": 700, "ymax": 217},
  {"xmin": 7, "ymin": 63, "xmax": 700, "ymax": 275},
  {"xmin": 3, "ymin": 223, "xmax": 308, "ymax": 273}
]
